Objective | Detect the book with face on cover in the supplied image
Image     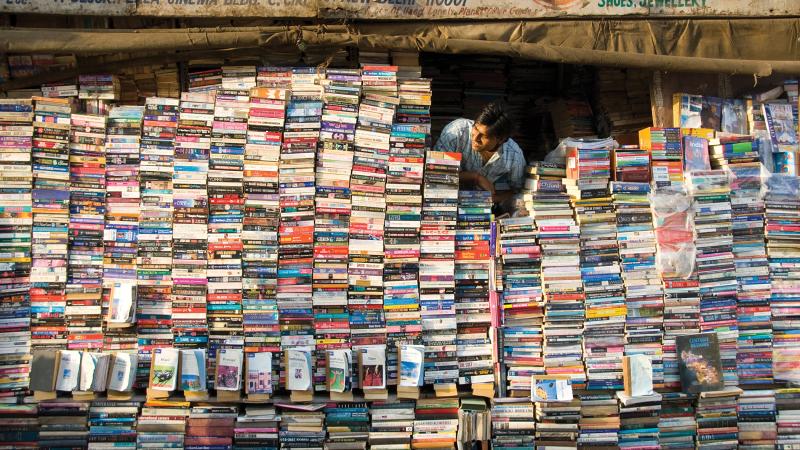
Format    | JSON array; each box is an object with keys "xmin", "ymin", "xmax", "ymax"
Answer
[
  {"xmin": 360, "ymin": 345, "xmax": 386, "ymax": 390},
  {"xmin": 180, "ymin": 349, "xmax": 207, "ymax": 392},
  {"xmin": 149, "ymin": 348, "xmax": 180, "ymax": 392},
  {"xmin": 676, "ymin": 333, "xmax": 724, "ymax": 394},
  {"xmin": 215, "ymin": 348, "xmax": 243, "ymax": 391}
]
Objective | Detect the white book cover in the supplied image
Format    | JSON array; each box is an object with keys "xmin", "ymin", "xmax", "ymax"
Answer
[
  {"xmin": 286, "ymin": 348, "xmax": 312, "ymax": 391},
  {"xmin": 399, "ymin": 344, "xmax": 424, "ymax": 388},
  {"xmin": 327, "ymin": 349, "xmax": 351, "ymax": 393},
  {"xmin": 108, "ymin": 352, "xmax": 137, "ymax": 392},
  {"xmin": 55, "ymin": 350, "xmax": 81, "ymax": 392},
  {"xmin": 180, "ymin": 349, "xmax": 207, "ymax": 392}
]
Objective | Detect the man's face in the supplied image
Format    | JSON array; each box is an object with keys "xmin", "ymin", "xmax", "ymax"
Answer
[{"xmin": 471, "ymin": 123, "xmax": 501, "ymax": 153}]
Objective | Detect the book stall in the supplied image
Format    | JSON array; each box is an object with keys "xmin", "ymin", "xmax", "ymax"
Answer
[{"xmin": 1, "ymin": 42, "xmax": 800, "ymax": 450}]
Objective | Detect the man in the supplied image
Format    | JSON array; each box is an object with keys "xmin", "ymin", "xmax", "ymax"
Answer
[{"xmin": 434, "ymin": 102, "xmax": 526, "ymax": 210}]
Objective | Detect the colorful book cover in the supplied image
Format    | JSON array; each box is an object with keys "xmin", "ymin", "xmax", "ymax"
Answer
[
  {"xmin": 215, "ymin": 348, "xmax": 243, "ymax": 391},
  {"xmin": 360, "ymin": 345, "xmax": 386, "ymax": 390},
  {"xmin": 180, "ymin": 349, "xmax": 207, "ymax": 392},
  {"xmin": 701, "ymin": 96, "xmax": 723, "ymax": 131},
  {"xmin": 683, "ymin": 136, "xmax": 711, "ymax": 172},
  {"xmin": 721, "ymin": 98, "xmax": 748, "ymax": 135},
  {"xmin": 530, "ymin": 376, "xmax": 573, "ymax": 402},
  {"xmin": 150, "ymin": 347, "xmax": 179, "ymax": 391},
  {"xmin": 763, "ymin": 102, "xmax": 799, "ymax": 153},
  {"xmin": 246, "ymin": 352, "xmax": 273, "ymax": 395},
  {"xmin": 326, "ymin": 349, "xmax": 351, "ymax": 393},
  {"xmin": 676, "ymin": 333, "xmax": 724, "ymax": 394}
]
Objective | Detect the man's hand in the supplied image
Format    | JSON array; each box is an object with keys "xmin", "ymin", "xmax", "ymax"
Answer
[
  {"xmin": 460, "ymin": 171, "xmax": 495, "ymax": 196},
  {"xmin": 475, "ymin": 174, "xmax": 496, "ymax": 196}
]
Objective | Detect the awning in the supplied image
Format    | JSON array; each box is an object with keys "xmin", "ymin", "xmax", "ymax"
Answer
[{"xmin": 1, "ymin": 19, "xmax": 799, "ymax": 90}]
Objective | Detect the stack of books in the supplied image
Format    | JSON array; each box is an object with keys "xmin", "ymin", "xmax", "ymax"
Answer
[
  {"xmin": 613, "ymin": 147, "xmax": 651, "ymax": 182},
  {"xmin": 708, "ymin": 135, "xmax": 760, "ymax": 170},
  {"xmin": 207, "ymin": 88, "xmax": 248, "ymax": 385},
  {"xmin": 573, "ymin": 186, "xmax": 626, "ymax": 392},
  {"xmin": 490, "ymin": 399, "xmax": 535, "ymax": 450},
  {"xmin": 278, "ymin": 69, "xmax": 321, "ymax": 383},
  {"xmin": 688, "ymin": 170, "xmax": 739, "ymax": 387},
  {"xmin": 728, "ymin": 161, "xmax": 773, "ymax": 387},
  {"xmin": 737, "ymin": 389, "xmax": 777, "ymax": 448},
  {"xmin": 0, "ymin": 403, "xmax": 38, "ymax": 448},
  {"xmin": 313, "ymin": 69, "xmax": 359, "ymax": 391},
  {"xmin": 369, "ymin": 401, "xmax": 415, "ymax": 450},
  {"xmin": 639, "ymin": 127, "xmax": 683, "ymax": 187},
  {"xmin": 38, "ymin": 401, "xmax": 89, "ymax": 448},
  {"xmin": 612, "ymin": 181, "xmax": 665, "ymax": 389},
  {"xmin": 695, "ymin": 388, "xmax": 741, "ymax": 448},
  {"xmin": 567, "ymin": 142, "xmax": 618, "ymax": 390},
  {"xmin": 457, "ymin": 398, "xmax": 490, "ymax": 446},
  {"xmin": 188, "ymin": 68, "xmax": 222, "ymax": 93},
  {"xmin": 454, "ymin": 190, "xmax": 494, "ymax": 388},
  {"xmin": 30, "ymin": 97, "xmax": 71, "ymax": 354},
  {"xmin": 412, "ymin": 398, "xmax": 459, "ymax": 450},
  {"xmin": 185, "ymin": 405, "xmax": 238, "ymax": 449},
  {"xmin": 534, "ymin": 398, "xmax": 581, "ymax": 447},
  {"xmin": 103, "ymin": 106, "xmax": 143, "ymax": 355},
  {"xmin": 361, "ymin": 65, "xmax": 398, "ymax": 97},
  {"xmin": 659, "ymin": 392, "xmax": 697, "ymax": 449},
  {"xmin": 172, "ymin": 93, "xmax": 213, "ymax": 352},
  {"xmin": 136, "ymin": 97, "xmax": 179, "ymax": 387},
  {"xmin": 88, "ymin": 400, "xmax": 139, "ymax": 449},
  {"xmin": 66, "ymin": 113, "xmax": 108, "ymax": 352},
  {"xmin": 0, "ymin": 99, "xmax": 33, "ymax": 394},
  {"xmin": 222, "ymin": 66, "xmax": 257, "ymax": 91},
  {"xmin": 242, "ymin": 87, "xmax": 285, "ymax": 392},
  {"xmin": 350, "ymin": 71, "xmax": 396, "ymax": 353},
  {"xmin": 325, "ymin": 402, "xmax": 370, "ymax": 449},
  {"xmin": 498, "ymin": 215, "xmax": 543, "ymax": 397},
  {"xmin": 578, "ymin": 393, "xmax": 620, "ymax": 448},
  {"xmin": 136, "ymin": 400, "xmax": 189, "ymax": 448},
  {"xmin": 765, "ymin": 176, "xmax": 800, "ymax": 364},
  {"xmin": 78, "ymin": 75, "xmax": 119, "ymax": 101},
  {"xmin": 617, "ymin": 392, "xmax": 661, "ymax": 449},
  {"xmin": 278, "ymin": 404, "xmax": 326, "ymax": 450},
  {"xmin": 534, "ymin": 179, "xmax": 583, "ymax": 386},
  {"xmin": 661, "ymin": 276, "xmax": 701, "ymax": 390},
  {"xmin": 776, "ymin": 388, "xmax": 800, "ymax": 448},
  {"xmin": 384, "ymin": 79, "xmax": 427, "ymax": 385},
  {"xmin": 256, "ymin": 67, "xmax": 292, "ymax": 88},
  {"xmin": 41, "ymin": 81, "xmax": 78, "ymax": 98},
  {"xmin": 419, "ymin": 151, "xmax": 461, "ymax": 388},
  {"xmin": 234, "ymin": 406, "xmax": 279, "ymax": 448}
]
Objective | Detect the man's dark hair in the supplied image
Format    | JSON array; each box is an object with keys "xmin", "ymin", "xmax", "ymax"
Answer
[{"xmin": 475, "ymin": 102, "xmax": 515, "ymax": 143}]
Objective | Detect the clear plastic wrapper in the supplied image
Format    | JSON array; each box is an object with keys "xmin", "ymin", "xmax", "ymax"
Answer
[
  {"xmin": 650, "ymin": 184, "xmax": 695, "ymax": 279},
  {"xmin": 763, "ymin": 171, "xmax": 800, "ymax": 199}
]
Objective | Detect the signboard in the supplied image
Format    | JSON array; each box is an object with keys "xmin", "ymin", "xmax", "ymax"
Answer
[{"xmin": 1, "ymin": 0, "xmax": 796, "ymax": 18}]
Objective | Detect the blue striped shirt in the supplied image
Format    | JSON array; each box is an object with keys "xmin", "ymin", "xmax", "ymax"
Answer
[{"xmin": 433, "ymin": 118, "xmax": 526, "ymax": 191}]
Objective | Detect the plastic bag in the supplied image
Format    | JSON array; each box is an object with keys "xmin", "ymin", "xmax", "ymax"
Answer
[
  {"xmin": 650, "ymin": 184, "xmax": 696, "ymax": 279},
  {"xmin": 543, "ymin": 137, "xmax": 618, "ymax": 165}
]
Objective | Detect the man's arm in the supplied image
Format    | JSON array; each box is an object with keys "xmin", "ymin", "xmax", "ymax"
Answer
[{"xmin": 460, "ymin": 171, "xmax": 495, "ymax": 195}]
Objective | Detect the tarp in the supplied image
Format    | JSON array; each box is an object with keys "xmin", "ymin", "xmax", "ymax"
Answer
[
  {"xmin": 2, "ymin": 19, "xmax": 800, "ymax": 90},
  {"xmin": 0, "ymin": 0, "xmax": 798, "ymax": 19}
]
